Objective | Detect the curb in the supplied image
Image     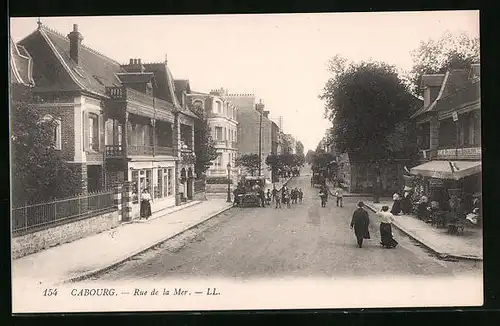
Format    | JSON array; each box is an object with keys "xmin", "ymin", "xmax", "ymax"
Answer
[
  {"xmin": 61, "ymin": 203, "xmax": 235, "ymax": 284},
  {"xmin": 364, "ymin": 203, "xmax": 482, "ymax": 262},
  {"xmin": 121, "ymin": 200, "xmax": 202, "ymax": 226}
]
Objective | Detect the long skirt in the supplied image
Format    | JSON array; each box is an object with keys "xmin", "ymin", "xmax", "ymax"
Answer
[
  {"xmin": 380, "ymin": 222, "xmax": 398, "ymax": 248},
  {"xmin": 140, "ymin": 200, "xmax": 152, "ymax": 218},
  {"xmin": 391, "ymin": 200, "xmax": 402, "ymax": 215}
]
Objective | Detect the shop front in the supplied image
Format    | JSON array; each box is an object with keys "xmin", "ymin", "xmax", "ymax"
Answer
[
  {"xmin": 409, "ymin": 160, "xmax": 481, "ymax": 213},
  {"xmin": 128, "ymin": 160, "xmax": 176, "ymax": 218}
]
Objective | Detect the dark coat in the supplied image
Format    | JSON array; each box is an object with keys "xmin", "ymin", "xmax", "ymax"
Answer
[{"xmin": 351, "ymin": 208, "xmax": 370, "ymax": 239}]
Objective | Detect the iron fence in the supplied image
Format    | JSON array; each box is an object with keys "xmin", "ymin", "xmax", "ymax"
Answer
[{"xmin": 11, "ymin": 189, "xmax": 116, "ymax": 235}]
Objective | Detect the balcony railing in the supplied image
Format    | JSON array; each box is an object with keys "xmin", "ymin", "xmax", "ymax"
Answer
[
  {"xmin": 419, "ymin": 149, "xmax": 437, "ymax": 161},
  {"xmin": 128, "ymin": 145, "xmax": 154, "ymax": 156},
  {"xmin": 105, "ymin": 86, "xmax": 174, "ymax": 111},
  {"xmin": 105, "ymin": 145, "xmax": 124, "ymax": 158},
  {"xmin": 214, "ymin": 140, "xmax": 226, "ymax": 146},
  {"xmin": 156, "ymin": 146, "xmax": 174, "ymax": 156}
]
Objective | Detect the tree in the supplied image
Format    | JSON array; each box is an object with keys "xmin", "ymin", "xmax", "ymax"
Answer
[
  {"xmin": 191, "ymin": 102, "xmax": 219, "ymax": 177},
  {"xmin": 407, "ymin": 31, "xmax": 480, "ymax": 95},
  {"xmin": 320, "ymin": 59, "xmax": 417, "ymax": 162},
  {"xmin": 305, "ymin": 150, "xmax": 315, "ymax": 164},
  {"xmin": 295, "ymin": 141, "xmax": 304, "ymax": 157},
  {"xmin": 10, "ymin": 84, "xmax": 80, "ymax": 205},
  {"xmin": 235, "ymin": 153, "xmax": 261, "ymax": 176}
]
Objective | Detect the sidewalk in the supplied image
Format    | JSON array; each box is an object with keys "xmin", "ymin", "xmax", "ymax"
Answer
[
  {"xmin": 325, "ymin": 179, "xmax": 372, "ymax": 197},
  {"xmin": 12, "ymin": 199, "xmax": 233, "ymax": 288},
  {"xmin": 364, "ymin": 200, "xmax": 483, "ymax": 261}
]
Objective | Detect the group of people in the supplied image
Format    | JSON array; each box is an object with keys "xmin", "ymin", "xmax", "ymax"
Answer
[
  {"xmin": 389, "ymin": 191, "xmax": 413, "ymax": 216},
  {"xmin": 350, "ymin": 201, "xmax": 398, "ymax": 249},
  {"xmin": 318, "ymin": 184, "xmax": 344, "ymax": 208},
  {"xmin": 271, "ymin": 185, "xmax": 304, "ymax": 209}
]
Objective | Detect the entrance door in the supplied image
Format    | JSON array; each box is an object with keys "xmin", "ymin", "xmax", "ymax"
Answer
[{"xmin": 87, "ymin": 165, "xmax": 103, "ymax": 193}]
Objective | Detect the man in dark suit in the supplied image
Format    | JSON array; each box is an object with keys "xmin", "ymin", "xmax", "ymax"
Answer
[{"xmin": 350, "ymin": 201, "xmax": 370, "ymax": 248}]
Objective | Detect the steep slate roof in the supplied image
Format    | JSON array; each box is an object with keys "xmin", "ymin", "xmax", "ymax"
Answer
[
  {"xmin": 412, "ymin": 68, "xmax": 479, "ymax": 119},
  {"xmin": 19, "ymin": 24, "xmax": 124, "ymax": 95},
  {"xmin": 17, "ymin": 23, "xmax": 195, "ymax": 118},
  {"xmin": 10, "ymin": 37, "xmax": 34, "ymax": 85}
]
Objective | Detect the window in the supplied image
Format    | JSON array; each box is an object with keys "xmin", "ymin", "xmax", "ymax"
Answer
[
  {"xmin": 131, "ymin": 171, "xmax": 139, "ymax": 203},
  {"xmin": 156, "ymin": 169, "xmax": 163, "ymax": 198},
  {"xmin": 167, "ymin": 168, "xmax": 173, "ymax": 196},
  {"xmin": 216, "ymin": 101, "xmax": 222, "ymax": 114},
  {"xmin": 215, "ymin": 127, "xmax": 223, "ymax": 140},
  {"xmin": 88, "ymin": 113, "xmax": 99, "ymax": 151},
  {"xmin": 53, "ymin": 118, "xmax": 62, "ymax": 150}
]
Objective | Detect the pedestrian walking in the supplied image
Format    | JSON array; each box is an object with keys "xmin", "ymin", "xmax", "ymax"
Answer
[
  {"xmin": 140, "ymin": 188, "xmax": 152, "ymax": 219},
  {"xmin": 377, "ymin": 206, "xmax": 398, "ymax": 248},
  {"xmin": 283, "ymin": 189, "xmax": 291, "ymax": 208},
  {"xmin": 350, "ymin": 201, "xmax": 370, "ymax": 248},
  {"xmin": 291, "ymin": 188, "xmax": 297, "ymax": 204},
  {"xmin": 335, "ymin": 186, "xmax": 344, "ymax": 207},
  {"xmin": 275, "ymin": 189, "xmax": 282, "ymax": 208},
  {"xmin": 233, "ymin": 187, "xmax": 240, "ymax": 206},
  {"xmin": 259, "ymin": 187, "xmax": 266, "ymax": 208},
  {"xmin": 319, "ymin": 186, "xmax": 328, "ymax": 207},
  {"xmin": 298, "ymin": 188, "xmax": 303, "ymax": 203},
  {"xmin": 266, "ymin": 189, "xmax": 272, "ymax": 205},
  {"xmin": 272, "ymin": 186, "xmax": 278, "ymax": 203}
]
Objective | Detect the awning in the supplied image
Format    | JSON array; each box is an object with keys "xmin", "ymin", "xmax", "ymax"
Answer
[{"xmin": 410, "ymin": 160, "xmax": 481, "ymax": 180}]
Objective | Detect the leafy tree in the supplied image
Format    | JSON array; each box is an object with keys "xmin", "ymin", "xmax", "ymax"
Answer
[
  {"xmin": 191, "ymin": 102, "xmax": 219, "ymax": 177},
  {"xmin": 10, "ymin": 84, "xmax": 80, "ymax": 205},
  {"xmin": 281, "ymin": 133, "xmax": 294, "ymax": 154},
  {"xmin": 320, "ymin": 58, "xmax": 417, "ymax": 162},
  {"xmin": 305, "ymin": 150, "xmax": 315, "ymax": 164},
  {"xmin": 295, "ymin": 141, "xmax": 304, "ymax": 157},
  {"xmin": 407, "ymin": 31, "xmax": 480, "ymax": 95},
  {"xmin": 235, "ymin": 153, "xmax": 261, "ymax": 176}
]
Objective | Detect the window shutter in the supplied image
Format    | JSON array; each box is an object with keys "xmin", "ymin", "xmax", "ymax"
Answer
[
  {"xmin": 83, "ymin": 111, "xmax": 89, "ymax": 151},
  {"xmin": 99, "ymin": 114, "xmax": 105, "ymax": 151}
]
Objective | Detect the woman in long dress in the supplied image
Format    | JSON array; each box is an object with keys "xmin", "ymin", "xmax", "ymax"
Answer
[
  {"xmin": 140, "ymin": 189, "xmax": 152, "ymax": 219},
  {"xmin": 377, "ymin": 206, "xmax": 398, "ymax": 248},
  {"xmin": 390, "ymin": 192, "xmax": 402, "ymax": 215}
]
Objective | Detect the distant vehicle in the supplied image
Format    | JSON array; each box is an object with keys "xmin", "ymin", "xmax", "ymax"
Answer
[
  {"xmin": 239, "ymin": 175, "xmax": 266, "ymax": 207},
  {"xmin": 311, "ymin": 171, "xmax": 326, "ymax": 188}
]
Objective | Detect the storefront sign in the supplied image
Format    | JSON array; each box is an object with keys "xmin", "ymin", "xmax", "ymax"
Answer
[
  {"xmin": 437, "ymin": 147, "xmax": 481, "ymax": 160},
  {"xmin": 429, "ymin": 178, "xmax": 444, "ymax": 188}
]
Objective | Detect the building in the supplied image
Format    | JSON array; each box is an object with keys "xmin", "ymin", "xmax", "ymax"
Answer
[
  {"xmin": 187, "ymin": 87, "xmax": 239, "ymax": 181},
  {"xmin": 228, "ymin": 93, "xmax": 278, "ymax": 181},
  {"xmin": 15, "ymin": 22, "xmax": 198, "ymax": 219},
  {"xmin": 10, "ymin": 37, "xmax": 34, "ymax": 87},
  {"xmin": 408, "ymin": 64, "xmax": 481, "ymax": 209}
]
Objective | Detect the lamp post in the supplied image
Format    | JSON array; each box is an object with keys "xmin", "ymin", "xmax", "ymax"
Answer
[{"xmin": 226, "ymin": 163, "xmax": 232, "ymax": 203}]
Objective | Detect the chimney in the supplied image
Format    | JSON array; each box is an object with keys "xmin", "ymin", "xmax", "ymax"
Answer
[
  {"xmin": 263, "ymin": 110, "xmax": 270, "ymax": 118},
  {"xmin": 164, "ymin": 54, "xmax": 168, "ymax": 65},
  {"xmin": 67, "ymin": 24, "xmax": 84, "ymax": 64},
  {"xmin": 129, "ymin": 58, "xmax": 134, "ymax": 64}
]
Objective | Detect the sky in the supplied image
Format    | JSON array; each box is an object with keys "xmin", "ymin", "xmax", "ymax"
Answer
[{"xmin": 10, "ymin": 11, "xmax": 479, "ymax": 152}]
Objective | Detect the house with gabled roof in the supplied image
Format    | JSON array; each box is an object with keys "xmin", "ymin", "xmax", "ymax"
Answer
[
  {"xmin": 409, "ymin": 64, "xmax": 481, "ymax": 209},
  {"xmin": 14, "ymin": 22, "xmax": 198, "ymax": 220}
]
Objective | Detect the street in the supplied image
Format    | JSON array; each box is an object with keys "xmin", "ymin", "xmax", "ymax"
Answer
[{"xmin": 92, "ymin": 171, "xmax": 481, "ymax": 282}]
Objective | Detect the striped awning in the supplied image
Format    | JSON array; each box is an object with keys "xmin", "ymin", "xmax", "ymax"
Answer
[{"xmin": 410, "ymin": 160, "xmax": 481, "ymax": 180}]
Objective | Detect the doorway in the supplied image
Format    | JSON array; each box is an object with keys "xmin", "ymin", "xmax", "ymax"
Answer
[{"xmin": 87, "ymin": 165, "xmax": 103, "ymax": 193}]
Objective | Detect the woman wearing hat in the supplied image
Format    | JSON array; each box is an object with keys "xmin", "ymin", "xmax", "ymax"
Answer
[{"xmin": 377, "ymin": 206, "xmax": 398, "ymax": 248}]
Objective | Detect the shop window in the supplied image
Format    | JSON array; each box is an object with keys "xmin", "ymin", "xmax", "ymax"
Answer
[
  {"xmin": 167, "ymin": 168, "xmax": 173, "ymax": 196},
  {"xmin": 131, "ymin": 171, "xmax": 139, "ymax": 203},
  {"xmin": 156, "ymin": 169, "xmax": 163, "ymax": 199}
]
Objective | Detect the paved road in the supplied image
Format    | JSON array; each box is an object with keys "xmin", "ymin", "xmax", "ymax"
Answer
[{"xmin": 94, "ymin": 173, "xmax": 482, "ymax": 282}]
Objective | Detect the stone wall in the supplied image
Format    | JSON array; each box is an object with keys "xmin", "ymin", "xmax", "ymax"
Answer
[{"xmin": 12, "ymin": 210, "xmax": 120, "ymax": 259}]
